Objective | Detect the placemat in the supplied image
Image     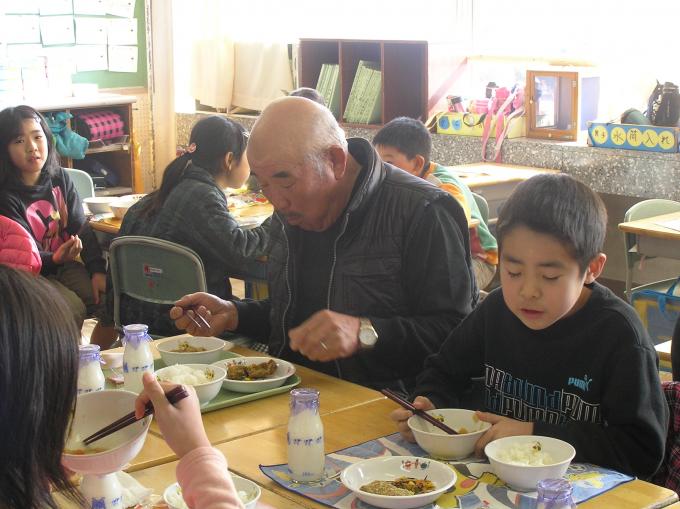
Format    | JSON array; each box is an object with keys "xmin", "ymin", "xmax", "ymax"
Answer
[{"xmin": 260, "ymin": 433, "xmax": 634, "ymax": 509}]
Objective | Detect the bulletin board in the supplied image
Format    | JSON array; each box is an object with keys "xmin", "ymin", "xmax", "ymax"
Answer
[
  {"xmin": 73, "ymin": 0, "xmax": 147, "ymax": 88},
  {"xmin": 2, "ymin": 0, "xmax": 147, "ymax": 89}
]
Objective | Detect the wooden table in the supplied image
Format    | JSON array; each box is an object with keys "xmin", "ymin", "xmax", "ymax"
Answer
[
  {"xmin": 452, "ymin": 163, "xmax": 559, "ymax": 220},
  {"xmin": 618, "ymin": 211, "xmax": 680, "ymax": 261}
]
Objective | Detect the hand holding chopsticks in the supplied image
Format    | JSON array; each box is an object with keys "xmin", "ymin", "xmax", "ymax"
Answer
[
  {"xmin": 381, "ymin": 388, "xmax": 458, "ymax": 435},
  {"xmin": 181, "ymin": 306, "xmax": 211, "ymax": 330},
  {"xmin": 83, "ymin": 385, "xmax": 189, "ymax": 446}
]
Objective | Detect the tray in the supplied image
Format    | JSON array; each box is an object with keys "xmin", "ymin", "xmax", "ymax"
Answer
[{"xmin": 103, "ymin": 350, "xmax": 301, "ymax": 414}]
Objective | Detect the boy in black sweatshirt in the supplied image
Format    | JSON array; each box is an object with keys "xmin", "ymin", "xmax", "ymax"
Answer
[{"xmin": 392, "ymin": 174, "xmax": 668, "ymax": 478}]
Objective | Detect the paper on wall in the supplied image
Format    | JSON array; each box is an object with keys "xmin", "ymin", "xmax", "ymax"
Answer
[
  {"xmin": 73, "ymin": 0, "xmax": 108, "ymax": 15},
  {"xmin": 108, "ymin": 45, "xmax": 137, "ymax": 73},
  {"xmin": 107, "ymin": 18, "xmax": 137, "ymax": 46},
  {"xmin": 107, "ymin": 0, "xmax": 136, "ymax": 18},
  {"xmin": 39, "ymin": 0, "xmax": 73, "ymax": 15},
  {"xmin": 40, "ymin": 15, "xmax": 75, "ymax": 46},
  {"xmin": 5, "ymin": 0, "xmax": 40, "ymax": 14},
  {"xmin": 76, "ymin": 45, "xmax": 108, "ymax": 72},
  {"xmin": 5, "ymin": 44, "xmax": 44, "ymax": 64},
  {"xmin": 75, "ymin": 17, "xmax": 109, "ymax": 45},
  {"xmin": 5, "ymin": 15, "xmax": 41, "ymax": 44}
]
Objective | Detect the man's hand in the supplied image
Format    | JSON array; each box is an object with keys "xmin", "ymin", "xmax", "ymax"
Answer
[
  {"xmin": 288, "ymin": 309, "xmax": 361, "ymax": 362},
  {"xmin": 170, "ymin": 292, "xmax": 237, "ymax": 336},
  {"xmin": 473, "ymin": 411, "xmax": 534, "ymax": 457},
  {"xmin": 389, "ymin": 396, "xmax": 435, "ymax": 442},
  {"xmin": 91, "ymin": 272, "xmax": 106, "ymax": 305},
  {"xmin": 53, "ymin": 235, "xmax": 82, "ymax": 264}
]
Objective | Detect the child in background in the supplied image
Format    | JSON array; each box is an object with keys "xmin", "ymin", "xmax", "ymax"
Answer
[
  {"xmin": 391, "ymin": 174, "xmax": 668, "ymax": 478},
  {"xmin": 0, "ymin": 105, "xmax": 106, "ymax": 329},
  {"xmin": 112, "ymin": 115, "xmax": 269, "ymax": 338},
  {"xmin": 373, "ymin": 117, "xmax": 497, "ymax": 290},
  {"xmin": 0, "ymin": 265, "xmax": 263, "ymax": 509}
]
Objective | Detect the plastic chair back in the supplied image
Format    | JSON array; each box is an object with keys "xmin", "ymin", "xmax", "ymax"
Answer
[
  {"xmin": 472, "ymin": 192, "xmax": 490, "ymax": 224},
  {"xmin": 624, "ymin": 199, "xmax": 680, "ymax": 300},
  {"xmin": 109, "ymin": 236, "xmax": 207, "ymax": 329},
  {"xmin": 65, "ymin": 168, "xmax": 95, "ymax": 200}
]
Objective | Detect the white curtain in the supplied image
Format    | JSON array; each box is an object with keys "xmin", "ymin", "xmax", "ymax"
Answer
[{"xmin": 187, "ymin": 1, "xmax": 293, "ymax": 111}]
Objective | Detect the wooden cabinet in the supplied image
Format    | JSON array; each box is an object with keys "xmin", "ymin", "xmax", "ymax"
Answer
[
  {"xmin": 35, "ymin": 94, "xmax": 140, "ymax": 196},
  {"xmin": 298, "ymin": 39, "xmax": 429, "ymax": 127}
]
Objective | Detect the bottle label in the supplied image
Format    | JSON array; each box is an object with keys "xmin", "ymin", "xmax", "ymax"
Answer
[
  {"xmin": 123, "ymin": 361, "xmax": 154, "ymax": 373},
  {"xmin": 287, "ymin": 433, "xmax": 324, "ymax": 447}
]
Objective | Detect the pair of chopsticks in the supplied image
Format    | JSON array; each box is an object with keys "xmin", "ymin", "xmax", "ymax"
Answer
[
  {"xmin": 82, "ymin": 385, "xmax": 189, "ymax": 446},
  {"xmin": 381, "ymin": 388, "xmax": 458, "ymax": 435},
  {"xmin": 182, "ymin": 306, "xmax": 211, "ymax": 329}
]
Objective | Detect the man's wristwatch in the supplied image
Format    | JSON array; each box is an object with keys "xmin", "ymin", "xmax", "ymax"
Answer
[{"xmin": 358, "ymin": 317, "xmax": 378, "ymax": 349}]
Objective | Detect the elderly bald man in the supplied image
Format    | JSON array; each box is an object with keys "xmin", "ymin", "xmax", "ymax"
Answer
[{"xmin": 171, "ymin": 97, "xmax": 477, "ymax": 392}]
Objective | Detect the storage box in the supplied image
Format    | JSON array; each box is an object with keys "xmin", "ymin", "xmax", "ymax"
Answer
[
  {"xmin": 588, "ymin": 122, "xmax": 679, "ymax": 153},
  {"xmin": 631, "ymin": 280, "xmax": 680, "ymax": 345},
  {"xmin": 436, "ymin": 112, "xmax": 525, "ymax": 138}
]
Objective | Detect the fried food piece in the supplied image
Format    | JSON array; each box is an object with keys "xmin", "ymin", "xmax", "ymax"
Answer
[
  {"xmin": 392, "ymin": 476, "xmax": 435, "ymax": 494},
  {"xmin": 227, "ymin": 359, "xmax": 277, "ymax": 380},
  {"xmin": 360, "ymin": 480, "xmax": 413, "ymax": 496}
]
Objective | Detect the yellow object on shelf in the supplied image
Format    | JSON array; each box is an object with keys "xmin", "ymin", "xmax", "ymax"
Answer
[{"xmin": 436, "ymin": 112, "xmax": 525, "ymax": 138}]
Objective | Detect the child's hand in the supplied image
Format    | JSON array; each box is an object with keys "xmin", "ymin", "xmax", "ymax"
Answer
[
  {"xmin": 134, "ymin": 372, "xmax": 211, "ymax": 458},
  {"xmin": 473, "ymin": 411, "xmax": 534, "ymax": 457},
  {"xmin": 389, "ymin": 396, "xmax": 435, "ymax": 442},
  {"xmin": 91, "ymin": 272, "xmax": 106, "ymax": 304},
  {"xmin": 53, "ymin": 235, "xmax": 82, "ymax": 264}
]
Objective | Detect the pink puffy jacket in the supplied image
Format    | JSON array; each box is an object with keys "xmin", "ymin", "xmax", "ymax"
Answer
[{"xmin": 0, "ymin": 215, "xmax": 42, "ymax": 274}]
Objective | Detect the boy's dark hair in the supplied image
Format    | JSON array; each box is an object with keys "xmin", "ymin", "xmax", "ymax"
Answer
[
  {"xmin": 372, "ymin": 116, "xmax": 432, "ymax": 166},
  {"xmin": 0, "ymin": 105, "xmax": 61, "ymax": 189},
  {"xmin": 496, "ymin": 174, "xmax": 607, "ymax": 272},
  {"xmin": 140, "ymin": 115, "xmax": 248, "ymax": 217},
  {"xmin": 289, "ymin": 87, "xmax": 326, "ymax": 105},
  {"xmin": 0, "ymin": 265, "xmax": 82, "ymax": 508}
]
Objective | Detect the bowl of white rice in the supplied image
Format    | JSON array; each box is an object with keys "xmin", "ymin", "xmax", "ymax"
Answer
[
  {"xmin": 155, "ymin": 363, "xmax": 226, "ymax": 406},
  {"xmin": 164, "ymin": 475, "xmax": 260, "ymax": 509},
  {"xmin": 484, "ymin": 435, "xmax": 575, "ymax": 491}
]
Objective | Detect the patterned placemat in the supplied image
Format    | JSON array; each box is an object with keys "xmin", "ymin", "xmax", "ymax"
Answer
[{"xmin": 260, "ymin": 433, "xmax": 634, "ymax": 509}]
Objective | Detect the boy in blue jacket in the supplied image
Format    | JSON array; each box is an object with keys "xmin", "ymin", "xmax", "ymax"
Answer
[{"xmin": 392, "ymin": 174, "xmax": 668, "ymax": 478}]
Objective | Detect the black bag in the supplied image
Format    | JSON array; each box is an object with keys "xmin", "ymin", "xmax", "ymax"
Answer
[{"xmin": 647, "ymin": 81, "xmax": 680, "ymax": 127}]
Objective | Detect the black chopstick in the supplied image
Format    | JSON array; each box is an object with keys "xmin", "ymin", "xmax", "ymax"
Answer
[
  {"xmin": 83, "ymin": 386, "xmax": 189, "ymax": 445},
  {"xmin": 381, "ymin": 388, "xmax": 459, "ymax": 435}
]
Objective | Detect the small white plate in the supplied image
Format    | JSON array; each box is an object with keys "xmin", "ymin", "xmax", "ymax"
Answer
[
  {"xmin": 341, "ymin": 456, "xmax": 456, "ymax": 509},
  {"xmin": 212, "ymin": 356, "xmax": 295, "ymax": 394}
]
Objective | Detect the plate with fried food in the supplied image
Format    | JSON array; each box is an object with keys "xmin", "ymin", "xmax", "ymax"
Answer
[{"xmin": 211, "ymin": 356, "xmax": 296, "ymax": 393}]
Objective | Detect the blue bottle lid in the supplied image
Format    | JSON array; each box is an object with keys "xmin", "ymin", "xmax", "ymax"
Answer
[{"xmin": 78, "ymin": 344, "xmax": 101, "ymax": 365}]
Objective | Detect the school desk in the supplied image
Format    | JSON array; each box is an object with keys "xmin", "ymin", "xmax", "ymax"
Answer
[
  {"xmin": 451, "ymin": 163, "xmax": 560, "ymax": 220},
  {"xmin": 618, "ymin": 211, "xmax": 680, "ymax": 262}
]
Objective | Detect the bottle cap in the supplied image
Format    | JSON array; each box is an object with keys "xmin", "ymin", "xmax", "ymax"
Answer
[
  {"xmin": 78, "ymin": 344, "xmax": 101, "ymax": 365},
  {"xmin": 537, "ymin": 478, "xmax": 573, "ymax": 500}
]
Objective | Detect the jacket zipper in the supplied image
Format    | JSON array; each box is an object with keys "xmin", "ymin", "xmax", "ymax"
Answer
[
  {"xmin": 278, "ymin": 217, "xmax": 292, "ymax": 357},
  {"xmin": 327, "ymin": 213, "xmax": 350, "ymax": 379}
]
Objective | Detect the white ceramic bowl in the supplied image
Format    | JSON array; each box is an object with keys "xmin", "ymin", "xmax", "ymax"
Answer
[
  {"xmin": 62, "ymin": 390, "xmax": 151, "ymax": 475},
  {"xmin": 163, "ymin": 475, "xmax": 260, "ymax": 509},
  {"xmin": 212, "ymin": 356, "xmax": 295, "ymax": 394},
  {"xmin": 341, "ymin": 456, "xmax": 456, "ymax": 509},
  {"xmin": 121, "ymin": 193, "xmax": 146, "ymax": 202},
  {"xmin": 110, "ymin": 198, "xmax": 137, "ymax": 219},
  {"xmin": 83, "ymin": 196, "xmax": 116, "ymax": 214},
  {"xmin": 408, "ymin": 408, "xmax": 491, "ymax": 460},
  {"xmin": 156, "ymin": 335, "xmax": 230, "ymax": 366},
  {"xmin": 484, "ymin": 435, "xmax": 576, "ymax": 491},
  {"xmin": 155, "ymin": 363, "xmax": 226, "ymax": 406}
]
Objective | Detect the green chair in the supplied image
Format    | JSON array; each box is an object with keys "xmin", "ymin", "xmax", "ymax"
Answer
[
  {"xmin": 109, "ymin": 236, "xmax": 207, "ymax": 332},
  {"xmin": 623, "ymin": 199, "xmax": 680, "ymax": 301},
  {"xmin": 472, "ymin": 192, "xmax": 490, "ymax": 224},
  {"xmin": 65, "ymin": 168, "xmax": 95, "ymax": 200}
]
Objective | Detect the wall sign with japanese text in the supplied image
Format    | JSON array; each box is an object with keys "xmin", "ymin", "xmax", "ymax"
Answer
[{"xmin": 588, "ymin": 122, "xmax": 679, "ymax": 153}]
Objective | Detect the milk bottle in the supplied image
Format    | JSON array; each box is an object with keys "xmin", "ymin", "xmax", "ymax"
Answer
[
  {"xmin": 77, "ymin": 344, "xmax": 105, "ymax": 395},
  {"xmin": 287, "ymin": 388, "xmax": 325, "ymax": 482},
  {"xmin": 122, "ymin": 324, "xmax": 154, "ymax": 394}
]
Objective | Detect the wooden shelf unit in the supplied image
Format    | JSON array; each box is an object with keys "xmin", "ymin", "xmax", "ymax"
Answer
[
  {"xmin": 36, "ymin": 94, "xmax": 139, "ymax": 197},
  {"xmin": 298, "ymin": 39, "xmax": 429, "ymax": 127}
]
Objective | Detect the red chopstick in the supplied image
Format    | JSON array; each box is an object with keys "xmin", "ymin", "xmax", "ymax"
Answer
[
  {"xmin": 83, "ymin": 386, "xmax": 189, "ymax": 445},
  {"xmin": 381, "ymin": 388, "xmax": 458, "ymax": 435}
]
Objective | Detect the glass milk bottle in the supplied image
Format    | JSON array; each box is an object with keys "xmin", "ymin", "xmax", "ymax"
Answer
[
  {"xmin": 287, "ymin": 388, "xmax": 325, "ymax": 482},
  {"xmin": 536, "ymin": 479, "xmax": 576, "ymax": 509},
  {"xmin": 122, "ymin": 324, "xmax": 154, "ymax": 394},
  {"xmin": 77, "ymin": 344, "xmax": 105, "ymax": 395}
]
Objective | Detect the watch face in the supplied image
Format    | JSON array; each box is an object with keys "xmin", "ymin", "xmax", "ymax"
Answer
[{"xmin": 359, "ymin": 326, "xmax": 377, "ymax": 346}]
